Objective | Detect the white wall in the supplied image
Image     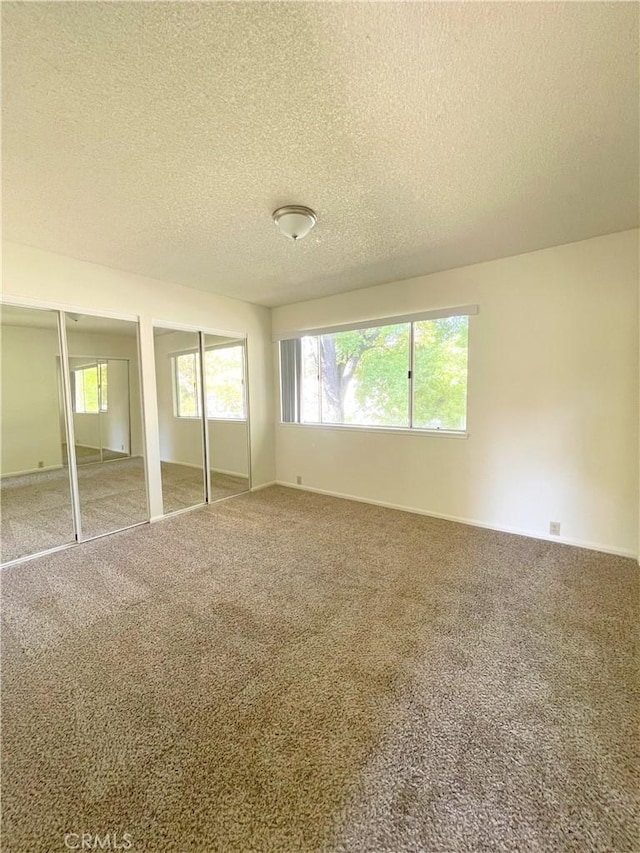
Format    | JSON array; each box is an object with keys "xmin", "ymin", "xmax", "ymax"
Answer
[
  {"xmin": 100, "ymin": 359, "xmax": 131, "ymax": 454},
  {"xmin": 272, "ymin": 230, "xmax": 639, "ymax": 557},
  {"xmin": 2, "ymin": 241, "xmax": 275, "ymax": 519},
  {"xmin": 154, "ymin": 330, "xmax": 249, "ymax": 477},
  {"xmin": 1, "ymin": 325, "xmax": 63, "ymax": 475}
]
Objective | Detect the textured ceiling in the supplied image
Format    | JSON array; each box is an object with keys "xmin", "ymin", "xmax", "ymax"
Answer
[{"xmin": 2, "ymin": 2, "xmax": 638, "ymax": 308}]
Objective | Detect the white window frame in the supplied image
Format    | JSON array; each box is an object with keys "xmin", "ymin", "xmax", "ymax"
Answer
[{"xmin": 278, "ymin": 307, "xmax": 475, "ymax": 437}]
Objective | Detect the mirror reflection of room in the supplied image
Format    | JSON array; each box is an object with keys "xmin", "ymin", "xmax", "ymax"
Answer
[
  {"xmin": 66, "ymin": 357, "xmax": 131, "ymax": 466},
  {"xmin": 153, "ymin": 328, "xmax": 249, "ymax": 516},
  {"xmin": 65, "ymin": 313, "xmax": 147, "ymax": 539},
  {"xmin": 203, "ymin": 334, "xmax": 250, "ymax": 500},
  {"xmin": 0, "ymin": 304, "xmax": 76, "ymax": 563},
  {"xmin": 154, "ymin": 328, "xmax": 206, "ymax": 514}
]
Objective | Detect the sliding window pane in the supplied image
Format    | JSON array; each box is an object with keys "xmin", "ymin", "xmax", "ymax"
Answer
[
  {"xmin": 300, "ymin": 336, "xmax": 320, "ymax": 423},
  {"xmin": 74, "ymin": 364, "xmax": 100, "ymax": 413},
  {"xmin": 175, "ymin": 352, "xmax": 201, "ymax": 418},
  {"xmin": 413, "ymin": 316, "xmax": 469, "ymax": 431},
  {"xmin": 204, "ymin": 345, "xmax": 245, "ymax": 419},
  {"xmin": 319, "ymin": 324, "xmax": 410, "ymax": 427}
]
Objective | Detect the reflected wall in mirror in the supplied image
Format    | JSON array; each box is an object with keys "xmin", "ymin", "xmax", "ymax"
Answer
[
  {"xmin": 1, "ymin": 304, "xmax": 75, "ymax": 562},
  {"xmin": 65, "ymin": 314, "xmax": 147, "ymax": 538},
  {"xmin": 203, "ymin": 334, "xmax": 250, "ymax": 500},
  {"xmin": 153, "ymin": 328, "xmax": 206, "ymax": 514}
]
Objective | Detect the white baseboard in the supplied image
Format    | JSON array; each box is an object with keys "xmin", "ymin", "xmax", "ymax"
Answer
[
  {"xmin": 251, "ymin": 480, "xmax": 277, "ymax": 492},
  {"xmin": 160, "ymin": 458, "xmax": 202, "ymax": 470},
  {"xmin": 75, "ymin": 443, "xmax": 129, "ymax": 454},
  {"xmin": 275, "ymin": 481, "xmax": 637, "ymax": 560},
  {"xmin": 211, "ymin": 466, "xmax": 248, "ymax": 479},
  {"xmin": 2, "ymin": 463, "xmax": 64, "ymax": 477},
  {"xmin": 160, "ymin": 458, "xmax": 247, "ymax": 479}
]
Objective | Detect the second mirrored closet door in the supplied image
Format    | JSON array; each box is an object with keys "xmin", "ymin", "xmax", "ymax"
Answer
[
  {"xmin": 154, "ymin": 326, "xmax": 250, "ymax": 516},
  {"xmin": 64, "ymin": 313, "xmax": 148, "ymax": 539}
]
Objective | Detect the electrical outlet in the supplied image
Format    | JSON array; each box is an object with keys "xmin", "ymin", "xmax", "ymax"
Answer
[
  {"xmin": 296, "ymin": 475, "xmax": 302, "ymax": 485},
  {"xmin": 549, "ymin": 521, "xmax": 561, "ymax": 536}
]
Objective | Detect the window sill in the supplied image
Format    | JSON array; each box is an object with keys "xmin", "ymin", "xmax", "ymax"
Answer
[{"xmin": 278, "ymin": 422, "xmax": 468, "ymax": 439}]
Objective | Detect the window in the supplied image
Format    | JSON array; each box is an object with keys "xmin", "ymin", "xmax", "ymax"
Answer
[
  {"xmin": 74, "ymin": 362, "xmax": 107, "ymax": 413},
  {"xmin": 204, "ymin": 345, "xmax": 245, "ymax": 419},
  {"xmin": 173, "ymin": 345, "xmax": 246, "ymax": 420},
  {"xmin": 302, "ymin": 324, "xmax": 411, "ymax": 428},
  {"xmin": 174, "ymin": 352, "xmax": 201, "ymax": 418},
  {"xmin": 413, "ymin": 316, "xmax": 468, "ymax": 431},
  {"xmin": 280, "ymin": 314, "xmax": 470, "ymax": 432}
]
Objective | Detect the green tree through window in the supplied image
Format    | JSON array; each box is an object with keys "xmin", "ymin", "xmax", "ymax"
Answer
[
  {"xmin": 204, "ymin": 347, "xmax": 244, "ymax": 419},
  {"xmin": 291, "ymin": 315, "xmax": 469, "ymax": 431},
  {"xmin": 174, "ymin": 346, "xmax": 245, "ymax": 419},
  {"xmin": 74, "ymin": 362, "xmax": 108, "ymax": 414},
  {"xmin": 413, "ymin": 316, "xmax": 468, "ymax": 430}
]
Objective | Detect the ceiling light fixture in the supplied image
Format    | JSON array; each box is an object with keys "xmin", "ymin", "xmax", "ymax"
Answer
[{"xmin": 272, "ymin": 205, "xmax": 317, "ymax": 241}]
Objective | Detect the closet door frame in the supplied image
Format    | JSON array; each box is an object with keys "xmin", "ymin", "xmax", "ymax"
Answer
[{"xmin": 58, "ymin": 310, "xmax": 83, "ymax": 540}]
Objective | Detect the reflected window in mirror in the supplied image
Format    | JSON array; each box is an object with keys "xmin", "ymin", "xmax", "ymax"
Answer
[
  {"xmin": 172, "ymin": 344, "xmax": 246, "ymax": 421},
  {"xmin": 204, "ymin": 344, "xmax": 245, "ymax": 420},
  {"xmin": 73, "ymin": 361, "xmax": 108, "ymax": 413},
  {"xmin": 203, "ymin": 334, "xmax": 250, "ymax": 502},
  {"xmin": 173, "ymin": 351, "xmax": 201, "ymax": 419}
]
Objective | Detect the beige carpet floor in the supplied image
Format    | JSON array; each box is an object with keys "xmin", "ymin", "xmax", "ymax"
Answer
[
  {"xmin": 1, "ymin": 458, "xmax": 249, "ymax": 562},
  {"xmin": 159, "ymin": 461, "xmax": 249, "ymax": 515},
  {"xmin": 1, "ymin": 486, "xmax": 638, "ymax": 852}
]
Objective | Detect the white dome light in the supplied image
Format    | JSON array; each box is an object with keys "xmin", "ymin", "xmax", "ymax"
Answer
[{"xmin": 272, "ymin": 205, "xmax": 317, "ymax": 241}]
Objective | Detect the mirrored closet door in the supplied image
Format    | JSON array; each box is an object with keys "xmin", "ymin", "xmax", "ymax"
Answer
[
  {"xmin": 153, "ymin": 326, "xmax": 250, "ymax": 516},
  {"xmin": 64, "ymin": 313, "xmax": 148, "ymax": 539},
  {"xmin": 154, "ymin": 327, "xmax": 206, "ymax": 514},
  {"xmin": 203, "ymin": 334, "xmax": 250, "ymax": 501},
  {"xmin": 0, "ymin": 304, "xmax": 75, "ymax": 562}
]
